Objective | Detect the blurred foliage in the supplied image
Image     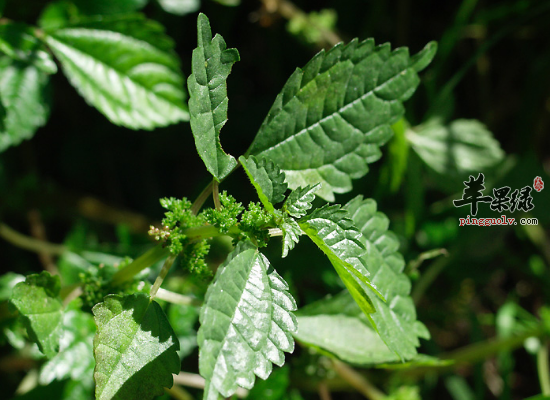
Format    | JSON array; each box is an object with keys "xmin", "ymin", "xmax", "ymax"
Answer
[{"xmin": 1, "ymin": 0, "xmax": 550, "ymax": 399}]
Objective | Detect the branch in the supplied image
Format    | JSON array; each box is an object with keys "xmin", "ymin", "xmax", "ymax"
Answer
[
  {"xmin": 155, "ymin": 288, "xmax": 201, "ymax": 306},
  {"xmin": 538, "ymin": 341, "xmax": 550, "ymax": 395},
  {"xmin": 27, "ymin": 209, "xmax": 58, "ymax": 274},
  {"xmin": 331, "ymin": 360, "xmax": 386, "ymax": 400},
  {"xmin": 0, "ymin": 223, "xmax": 66, "ymax": 256},
  {"xmin": 173, "ymin": 372, "xmax": 248, "ymax": 398}
]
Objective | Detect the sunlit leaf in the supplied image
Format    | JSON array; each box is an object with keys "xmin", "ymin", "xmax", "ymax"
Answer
[
  {"xmin": 93, "ymin": 293, "xmax": 180, "ymax": 400},
  {"xmin": 248, "ymin": 40, "xmax": 437, "ymax": 201},
  {"xmin": 46, "ymin": 14, "xmax": 188, "ymax": 130},
  {"xmin": 283, "ymin": 184, "xmax": 320, "ymax": 218},
  {"xmin": 198, "ymin": 241, "xmax": 297, "ymax": 399},
  {"xmin": 345, "ymin": 196, "xmax": 429, "ymax": 360},
  {"xmin": 188, "ymin": 13, "xmax": 239, "ymax": 181},
  {"xmin": 299, "ymin": 205, "xmax": 383, "ymax": 316},
  {"xmin": 158, "ymin": 0, "xmax": 200, "ymax": 16},
  {"xmin": 281, "ymin": 217, "xmax": 301, "ymax": 258}
]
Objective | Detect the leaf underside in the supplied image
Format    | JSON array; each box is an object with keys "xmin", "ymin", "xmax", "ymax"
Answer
[
  {"xmin": 240, "ymin": 155, "xmax": 288, "ymax": 214},
  {"xmin": 344, "ymin": 196, "xmax": 429, "ymax": 360},
  {"xmin": 198, "ymin": 241, "xmax": 297, "ymax": 400},
  {"xmin": 46, "ymin": 14, "xmax": 189, "ymax": 130},
  {"xmin": 283, "ymin": 184, "xmax": 320, "ymax": 218},
  {"xmin": 188, "ymin": 13, "xmax": 239, "ymax": 181},
  {"xmin": 0, "ymin": 56, "xmax": 50, "ymax": 152},
  {"xmin": 9, "ymin": 271, "xmax": 63, "ymax": 359},
  {"xmin": 299, "ymin": 205, "xmax": 382, "ymax": 316},
  {"xmin": 248, "ymin": 39, "xmax": 436, "ymax": 201},
  {"xmin": 93, "ymin": 293, "xmax": 180, "ymax": 400}
]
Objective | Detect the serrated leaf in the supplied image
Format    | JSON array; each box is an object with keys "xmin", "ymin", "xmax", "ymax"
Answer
[
  {"xmin": 281, "ymin": 217, "xmax": 301, "ymax": 258},
  {"xmin": 92, "ymin": 293, "xmax": 180, "ymax": 400},
  {"xmin": 407, "ymin": 119, "xmax": 505, "ymax": 177},
  {"xmin": 158, "ymin": 0, "xmax": 201, "ymax": 16},
  {"xmin": 198, "ymin": 241, "xmax": 297, "ymax": 399},
  {"xmin": 46, "ymin": 14, "xmax": 188, "ymax": 130},
  {"xmin": 0, "ymin": 56, "xmax": 51, "ymax": 152},
  {"xmin": 240, "ymin": 155, "xmax": 288, "ymax": 213},
  {"xmin": 39, "ymin": 308, "xmax": 96, "ymax": 386},
  {"xmin": 188, "ymin": 13, "xmax": 239, "ymax": 181},
  {"xmin": 247, "ymin": 40, "xmax": 436, "ymax": 201},
  {"xmin": 0, "ymin": 23, "xmax": 57, "ymax": 73},
  {"xmin": 344, "ymin": 196, "xmax": 429, "ymax": 361},
  {"xmin": 299, "ymin": 204, "xmax": 383, "ymax": 317},
  {"xmin": 9, "ymin": 271, "xmax": 63, "ymax": 358},
  {"xmin": 283, "ymin": 184, "xmax": 320, "ymax": 218}
]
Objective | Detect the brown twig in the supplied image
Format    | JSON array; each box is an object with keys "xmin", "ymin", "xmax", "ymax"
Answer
[
  {"xmin": 27, "ymin": 209, "xmax": 58, "ymax": 274},
  {"xmin": 331, "ymin": 360, "xmax": 386, "ymax": 400}
]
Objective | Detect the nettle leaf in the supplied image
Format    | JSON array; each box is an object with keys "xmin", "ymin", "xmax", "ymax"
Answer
[
  {"xmin": 46, "ymin": 14, "xmax": 188, "ymax": 130},
  {"xmin": 39, "ymin": 308, "xmax": 96, "ymax": 387},
  {"xmin": 9, "ymin": 271, "xmax": 63, "ymax": 358},
  {"xmin": 0, "ymin": 272, "xmax": 25, "ymax": 301},
  {"xmin": 247, "ymin": 40, "xmax": 437, "ymax": 201},
  {"xmin": 407, "ymin": 119, "xmax": 505, "ymax": 177},
  {"xmin": 198, "ymin": 241, "xmax": 297, "ymax": 399},
  {"xmin": 299, "ymin": 205, "xmax": 382, "ymax": 316},
  {"xmin": 344, "ymin": 196, "xmax": 429, "ymax": 361},
  {"xmin": 240, "ymin": 155, "xmax": 288, "ymax": 213},
  {"xmin": 283, "ymin": 184, "xmax": 320, "ymax": 218},
  {"xmin": 0, "ymin": 22, "xmax": 57, "ymax": 74},
  {"xmin": 0, "ymin": 56, "xmax": 51, "ymax": 152},
  {"xmin": 188, "ymin": 13, "xmax": 239, "ymax": 181},
  {"xmin": 92, "ymin": 293, "xmax": 180, "ymax": 400},
  {"xmin": 281, "ymin": 217, "xmax": 301, "ymax": 258}
]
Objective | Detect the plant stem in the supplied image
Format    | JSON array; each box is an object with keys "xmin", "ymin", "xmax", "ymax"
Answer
[
  {"xmin": 155, "ymin": 288, "xmax": 201, "ymax": 306},
  {"xmin": 191, "ymin": 181, "xmax": 214, "ymax": 215},
  {"xmin": 0, "ymin": 223, "xmax": 67, "ymax": 256},
  {"xmin": 164, "ymin": 385, "xmax": 193, "ymax": 400},
  {"xmin": 173, "ymin": 372, "xmax": 248, "ymax": 397},
  {"xmin": 411, "ymin": 253, "xmax": 452, "ymax": 305},
  {"xmin": 538, "ymin": 341, "xmax": 550, "ymax": 395},
  {"xmin": 319, "ymin": 381, "xmax": 333, "ymax": 400},
  {"xmin": 150, "ymin": 255, "xmax": 176, "ymax": 300},
  {"xmin": 212, "ymin": 180, "xmax": 221, "ymax": 211},
  {"xmin": 331, "ymin": 360, "xmax": 386, "ymax": 400},
  {"xmin": 111, "ymin": 245, "xmax": 170, "ymax": 285}
]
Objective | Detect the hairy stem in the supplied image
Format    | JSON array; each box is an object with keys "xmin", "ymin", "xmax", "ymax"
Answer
[
  {"xmin": 332, "ymin": 360, "xmax": 386, "ymax": 400},
  {"xmin": 538, "ymin": 341, "xmax": 550, "ymax": 395},
  {"xmin": 150, "ymin": 255, "xmax": 176, "ymax": 300},
  {"xmin": 164, "ymin": 385, "xmax": 194, "ymax": 400},
  {"xmin": 0, "ymin": 223, "xmax": 67, "ymax": 256},
  {"xmin": 111, "ymin": 245, "xmax": 170, "ymax": 285}
]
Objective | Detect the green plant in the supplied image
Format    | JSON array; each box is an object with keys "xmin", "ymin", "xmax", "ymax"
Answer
[{"xmin": 2, "ymin": 2, "xmax": 550, "ymax": 400}]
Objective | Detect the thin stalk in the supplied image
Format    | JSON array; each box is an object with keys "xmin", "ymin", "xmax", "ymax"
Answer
[
  {"xmin": 0, "ymin": 223, "xmax": 66, "ymax": 256},
  {"xmin": 150, "ymin": 255, "xmax": 176, "ymax": 300},
  {"xmin": 212, "ymin": 180, "xmax": 221, "ymax": 211},
  {"xmin": 411, "ymin": 254, "xmax": 452, "ymax": 305},
  {"xmin": 191, "ymin": 181, "xmax": 214, "ymax": 215},
  {"xmin": 155, "ymin": 288, "xmax": 201, "ymax": 306},
  {"xmin": 538, "ymin": 341, "xmax": 550, "ymax": 395},
  {"xmin": 111, "ymin": 245, "xmax": 169, "ymax": 285},
  {"xmin": 331, "ymin": 360, "xmax": 386, "ymax": 400},
  {"xmin": 164, "ymin": 385, "xmax": 193, "ymax": 400},
  {"xmin": 173, "ymin": 372, "xmax": 248, "ymax": 398}
]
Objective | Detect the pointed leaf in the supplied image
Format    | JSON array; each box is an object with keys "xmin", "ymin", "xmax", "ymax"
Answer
[
  {"xmin": 0, "ymin": 56, "xmax": 51, "ymax": 152},
  {"xmin": 248, "ymin": 40, "xmax": 436, "ymax": 201},
  {"xmin": 345, "ymin": 196, "xmax": 429, "ymax": 361},
  {"xmin": 299, "ymin": 205, "xmax": 383, "ymax": 316},
  {"xmin": 188, "ymin": 13, "xmax": 239, "ymax": 181},
  {"xmin": 281, "ymin": 217, "xmax": 301, "ymax": 258},
  {"xmin": 240, "ymin": 155, "xmax": 287, "ymax": 213},
  {"xmin": 46, "ymin": 14, "xmax": 188, "ymax": 130},
  {"xmin": 283, "ymin": 184, "xmax": 320, "ymax": 218},
  {"xmin": 9, "ymin": 271, "xmax": 63, "ymax": 358},
  {"xmin": 92, "ymin": 293, "xmax": 180, "ymax": 400},
  {"xmin": 198, "ymin": 241, "xmax": 297, "ymax": 399}
]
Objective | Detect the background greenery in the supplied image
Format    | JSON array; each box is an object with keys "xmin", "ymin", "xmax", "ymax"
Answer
[{"xmin": 1, "ymin": 0, "xmax": 549, "ymax": 399}]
